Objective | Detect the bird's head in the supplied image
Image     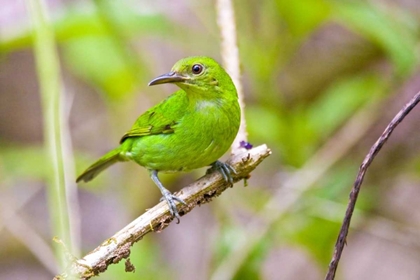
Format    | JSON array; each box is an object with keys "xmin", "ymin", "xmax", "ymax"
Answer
[{"xmin": 148, "ymin": 56, "xmax": 237, "ymax": 98}]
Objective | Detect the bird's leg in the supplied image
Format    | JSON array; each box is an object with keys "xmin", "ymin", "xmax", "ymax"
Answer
[
  {"xmin": 150, "ymin": 170, "xmax": 186, "ymax": 223},
  {"xmin": 207, "ymin": 160, "xmax": 237, "ymax": 184}
]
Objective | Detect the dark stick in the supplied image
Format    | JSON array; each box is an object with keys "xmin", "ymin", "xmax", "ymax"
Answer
[{"xmin": 325, "ymin": 90, "xmax": 420, "ymax": 280}]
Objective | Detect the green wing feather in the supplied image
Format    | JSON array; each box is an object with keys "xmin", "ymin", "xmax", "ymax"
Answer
[
  {"xmin": 120, "ymin": 110, "xmax": 177, "ymax": 143},
  {"xmin": 77, "ymin": 91, "xmax": 186, "ymax": 183}
]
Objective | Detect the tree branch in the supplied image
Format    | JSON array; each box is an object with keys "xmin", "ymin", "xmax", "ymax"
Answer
[
  {"xmin": 325, "ymin": 90, "xmax": 420, "ymax": 280},
  {"xmin": 55, "ymin": 144, "xmax": 271, "ymax": 279}
]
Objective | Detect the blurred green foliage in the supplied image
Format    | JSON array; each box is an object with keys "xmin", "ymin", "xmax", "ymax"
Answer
[
  {"xmin": 333, "ymin": 1, "xmax": 418, "ymax": 76},
  {"xmin": 0, "ymin": 145, "xmax": 47, "ymax": 181},
  {"xmin": 0, "ymin": 0, "xmax": 419, "ymax": 279}
]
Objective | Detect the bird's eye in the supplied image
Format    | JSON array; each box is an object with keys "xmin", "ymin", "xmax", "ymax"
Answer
[{"xmin": 191, "ymin": 64, "xmax": 204, "ymax": 75}]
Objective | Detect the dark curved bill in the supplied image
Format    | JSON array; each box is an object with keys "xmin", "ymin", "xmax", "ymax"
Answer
[{"xmin": 148, "ymin": 72, "xmax": 187, "ymax": 86}]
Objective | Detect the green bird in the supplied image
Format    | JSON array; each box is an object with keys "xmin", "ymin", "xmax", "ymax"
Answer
[{"xmin": 76, "ymin": 56, "xmax": 241, "ymax": 221}]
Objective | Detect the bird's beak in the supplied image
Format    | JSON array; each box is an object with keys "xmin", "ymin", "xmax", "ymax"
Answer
[{"xmin": 148, "ymin": 72, "xmax": 187, "ymax": 86}]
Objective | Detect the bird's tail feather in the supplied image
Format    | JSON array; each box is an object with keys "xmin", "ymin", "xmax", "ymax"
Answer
[{"xmin": 76, "ymin": 148, "xmax": 123, "ymax": 183}]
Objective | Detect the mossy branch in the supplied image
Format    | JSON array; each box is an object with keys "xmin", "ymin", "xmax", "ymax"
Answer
[{"xmin": 55, "ymin": 144, "xmax": 271, "ymax": 280}]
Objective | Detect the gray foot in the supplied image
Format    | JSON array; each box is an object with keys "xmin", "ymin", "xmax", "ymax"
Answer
[{"xmin": 207, "ymin": 160, "xmax": 237, "ymax": 184}]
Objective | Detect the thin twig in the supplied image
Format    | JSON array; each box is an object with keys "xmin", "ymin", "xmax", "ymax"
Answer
[
  {"xmin": 325, "ymin": 90, "xmax": 420, "ymax": 280},
  {"xmin": 55, "ymin": 145, "xmax": 271, "ymax": 280},
  {"xmin": 216, "ymin": 0, "xmax": 248, "ymax": 153}
]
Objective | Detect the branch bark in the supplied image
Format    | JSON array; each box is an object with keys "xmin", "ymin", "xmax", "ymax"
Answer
[
  {"xmin": 55, "ymin": 144, "xmax": 271, "ymax": 279},
  {"xmin": 325, "ymin": 90, "xmax": 420, "ymax": 280}
]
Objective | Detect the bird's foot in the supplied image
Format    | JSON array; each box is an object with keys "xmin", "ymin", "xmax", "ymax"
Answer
[
  {"xmin": 160, "ymin": 190, "xmax": 187, "ymax": 223},
  {"xmin": 207, "ymin": 160, "xmax": 237, "ymax": 184},
  {"xmin": 151, "ymin": 170, "xmax": 187, "ymax": 223}
]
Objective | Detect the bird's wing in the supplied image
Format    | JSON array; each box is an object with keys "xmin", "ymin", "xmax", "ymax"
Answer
[{"xmin": 120, "ymin": 109, "xmax": 178, "ymax": 143}]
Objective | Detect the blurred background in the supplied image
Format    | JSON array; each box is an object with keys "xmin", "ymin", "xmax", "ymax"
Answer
[{"xmin": 1, "ymin": 0, "xmax": 420, "ymax": 279}]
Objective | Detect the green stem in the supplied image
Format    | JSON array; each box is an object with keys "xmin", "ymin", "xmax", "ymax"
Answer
[{"xmin": 26, "ymin": 0, "xmax": 72, "ymax": 271}]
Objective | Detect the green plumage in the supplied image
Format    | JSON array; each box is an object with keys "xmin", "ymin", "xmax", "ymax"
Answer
[{"xmin": 77, "ymin": 56, "xmax": 241, "ymax": 220}]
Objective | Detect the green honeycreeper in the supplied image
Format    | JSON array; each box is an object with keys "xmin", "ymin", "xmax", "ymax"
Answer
[{"xmin": 76, "ymin": 56, "xmax": 241, "ymax": 220}]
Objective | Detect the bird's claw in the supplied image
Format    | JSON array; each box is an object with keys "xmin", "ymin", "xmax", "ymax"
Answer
[
  {"xmin": 208, "ymin": 160, "xmax": 237, "ymax": 184},
  {"xmin": 160, "ymin": 190, "xmax": 186, "ymax": 223}
]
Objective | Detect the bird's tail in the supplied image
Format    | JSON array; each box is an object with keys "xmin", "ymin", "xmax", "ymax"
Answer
[{"xmin": 76, "ymin": 148, "xmax": 124, "ymax": 183}]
